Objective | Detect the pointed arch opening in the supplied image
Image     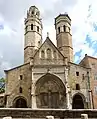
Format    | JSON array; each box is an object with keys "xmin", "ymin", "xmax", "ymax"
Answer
[{"xmin": 35, "ymin": 73, "xmax": 66, "ymax": 108}]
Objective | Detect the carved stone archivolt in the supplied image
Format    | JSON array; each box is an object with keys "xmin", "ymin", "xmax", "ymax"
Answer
[{"xmin": 35, "ymin": 73, "xmax": 66, "ymax": 108}]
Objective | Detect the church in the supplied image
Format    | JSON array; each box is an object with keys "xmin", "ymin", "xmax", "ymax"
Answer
[{"xmin": 0, "ymin": 6, "xmax": 97, "ymax": 109}]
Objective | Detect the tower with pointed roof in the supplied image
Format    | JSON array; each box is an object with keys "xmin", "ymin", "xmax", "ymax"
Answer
[
  {"xmin": 24, "ymin": 6, "xmax": 43, "ymax": 63},
  {"xmin": 55, "ymin": 14, "xmax": 73, "ymax": 62}
]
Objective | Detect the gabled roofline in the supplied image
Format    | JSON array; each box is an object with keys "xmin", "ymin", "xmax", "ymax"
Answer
[
  {"xmin": 69, "ymin": 61, "xmax": 91, "ymax": 69},
  {"xmin": 79, "ymin": 55, "xmax": 87, "ymax": 65},
  {"xmin": 33, "ymin": 36, "xmax": 67, "ymax": 60},
  {"xmin": 87, "ymin": 55, "xmax": 97, "ymax": 60},
  {"xmin": 79, "ymin": 54, "xmax": 97, "ymax": 65},
  {"xmin": 4, "ymin": 63, "xmax": 29, "ymax": 72}
]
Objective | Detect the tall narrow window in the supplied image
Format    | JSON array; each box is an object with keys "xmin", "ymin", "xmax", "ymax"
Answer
[
  {"xmin": 41, "ymin": 50, "xmax": 45, "ymax": 58},
  {"xmin": 63, "ymin": 25, "xmax": 66, "ymax": 32},
  {"xmin": 76, "ymin": 84, "xmax": 80, "ymax": 90},
  {"xmin": 47, "ymin": 48, "xmax": 51, "ymax": 59},
  {"xmin": 32, "ymin": 11, "xmax": 34, "ymax": 14},
  {"xmin": 58, "ymin": 27, "xmax": 60, "ymax": 33},
  {"xmin": 19, "ymin": 87, "xmax": 22, "ymax": 93},
  {"xmin": 31, "ymin": 24, "xmax": 33, "ymax": 30},
  {"xmin": 37, "ymin": 26, "xmax": 39, "ymax": 32},
  {"xmin": 76, "ymin": 72, "xmax": 79, "ymax": 76},
  {"xmin": 20, "ymin": 75, "xmax": 23, "ymax": 80},
  {"xmin": 53, "ymin": 51, "xmax": 57, "ymax": 59}
]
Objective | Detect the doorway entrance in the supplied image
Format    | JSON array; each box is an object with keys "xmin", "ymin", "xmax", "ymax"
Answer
[
  {"xmin": 35, "ymin": 73, "xmax": 66, "ymax": 108},
  {"xmin": 14, "ymin": 97, "xmax": 27, "ymax": 108},
  {"xmin": 72, "ymin": 94, "xmax": 84, "ymax": 109}
]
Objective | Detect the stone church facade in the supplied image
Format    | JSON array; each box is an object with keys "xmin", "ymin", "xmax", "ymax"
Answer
[{"xmin": 0, "ymin": 6, "xmax": 97, "ymax": 109}]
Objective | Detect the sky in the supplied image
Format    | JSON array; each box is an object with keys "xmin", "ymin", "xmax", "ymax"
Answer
[{"xmin": 0, "ymin": 0, "xmax": 97, "ymax": 78}]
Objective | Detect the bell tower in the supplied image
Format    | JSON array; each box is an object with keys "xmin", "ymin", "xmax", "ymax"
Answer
[
  {"xmin": 55, "ymin": 14, "xmax": 73, "ymax": 62},
  {"xmin": 24, "ymin": 6, "xmax": 43, "ymax": 63}
]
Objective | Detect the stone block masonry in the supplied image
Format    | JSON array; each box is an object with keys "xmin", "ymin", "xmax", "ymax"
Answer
[{"xmin": 0, "ymin": 109, "xmax": 97, "ymax": 119}]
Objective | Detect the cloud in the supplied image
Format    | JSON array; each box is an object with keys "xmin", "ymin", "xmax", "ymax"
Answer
[
  {"xmin": 0, "ymin": 0, "xmax": 97, "ymax": 77},
  {"xmin": 0, "ymin": 61, "xmax": 11, "ymax": 77},
  {"xmin": 69, "ymin": 0, "xmax": 97, "ymax": 63}
]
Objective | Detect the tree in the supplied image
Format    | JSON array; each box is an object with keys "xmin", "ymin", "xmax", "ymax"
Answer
[{"xmin": 0, "ymin": 78, "xmax": 5, "ymax": 93}]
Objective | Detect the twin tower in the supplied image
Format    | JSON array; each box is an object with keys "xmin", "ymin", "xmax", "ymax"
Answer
[{"xmin": 24, "ymin": 6, "xmax": 73, "ymax": 63}]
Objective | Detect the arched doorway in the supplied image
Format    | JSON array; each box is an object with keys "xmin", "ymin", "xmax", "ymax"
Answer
[
  {"xmin": 35, "ymin": 73, "xmax": 66, "ymax": 108},
  {"xmin": 14, "ymin": 97, "xmax": 27, "ymax": 108},
  {"xmin": 72, "ymin": 94, "xmax": 84, "ymax": 109}
]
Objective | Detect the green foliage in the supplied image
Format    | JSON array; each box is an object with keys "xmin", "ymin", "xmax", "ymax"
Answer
[
  {"xmin": 0, "ymin": 78, "xmax": 5, "ymax": 93},
  {"xmin": 0, "ymin": 78, "xmax": 5, "ymax": 82},
  {"xmin": 0, "ymin": 88, "xmax": 5, "ymax": 93}
]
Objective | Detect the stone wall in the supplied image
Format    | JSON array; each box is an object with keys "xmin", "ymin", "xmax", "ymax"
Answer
[
  {"xmin": 79, "ymin": 56, "xmax": 97, "ymax": 108},
  {"xmin": 5, "ymin": 63, "xmax": 32, "ymax": 108},
  {"xmin": 68, "ymin": 62, "xmax": 91, "ymax": 108},
  {"xmin": 0, "ymin": 109, "xmax": 97, "ymax": 119}
]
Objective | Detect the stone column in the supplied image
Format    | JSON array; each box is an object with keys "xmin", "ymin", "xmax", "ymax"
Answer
[
  {"xmin": 81, "ymin": 114, "xmax": 88, "ymax": 119},
  {"xmin": 88, "ymin": 90, "xmax": 94, "ymax": 109},
  {"xmin": 31, "ymin": 68, "xmax": 37, "ymax": 109},
  {"xmin": 66, "ymin": 86, "xmax": 71, "ymax": 109},
  {"xmin": 65, "ymin": 67, "xmax": 71, "ymax": 109}
]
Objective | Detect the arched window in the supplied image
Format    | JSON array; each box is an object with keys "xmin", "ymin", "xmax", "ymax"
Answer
[
  {"xmin": 20, "ymin": 75, "xmax": 23, "ymax": 80},
  {"xmin": 53, "ymin": 51, "xmax": 57, "ymax": 59},
  {"xmin": 63, "ymin": 25, "xmax": 66, "ymax": 32},
  {"xmin": 47, "ymin": 48, "xmax": 51, "ymax": 59},
  {"xmin": 41, "ymin": 50, "xmax": 45, "ymax": 58},
  {"xmin": 32, "ymin": 11, "xmax": 34, "ymax": 14},
  {"xmin": 31, "ymin": 24, "xmax": 33, "ymax": 30},
  {"xmin": 19, "ymin": 87, "xmax": 22, "ymax": 93},
  {"xmin": 58, "ymin": 27, "xmax": 60, "ymax": 33},
  {"xmin": 36, "ymin": 12, "xmax": 39, "ymax": 16},
  {"xmin": 37, "ymin": 26, "xmax": 39, "ymax": 32},
  {"xmin": 76, "ymin": 84, "xmax": 80, "ymax": 90}
]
